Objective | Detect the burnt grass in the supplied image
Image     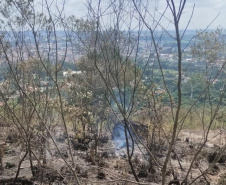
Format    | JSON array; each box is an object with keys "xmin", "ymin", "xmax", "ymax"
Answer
[{"xmin": 1, "ymin": 127, "xmax": 226, "ymax": 185}]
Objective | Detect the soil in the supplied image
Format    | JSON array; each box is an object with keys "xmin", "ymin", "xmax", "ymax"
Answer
[{"xmin": 1, "ymin": 126, "xmax": 226, "ymax": 185}]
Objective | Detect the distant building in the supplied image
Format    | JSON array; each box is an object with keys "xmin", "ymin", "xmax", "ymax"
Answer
[
  {"xmin": 63, "ymin": 70, "xmax": 82, "ymax": 77},
  {"xmin": 185, "ymin": 58, "xmax": 193, "ymax": 62},
  {"xmin": 155, "ymin": 88, "xmax": 165, "ymax": 95}
]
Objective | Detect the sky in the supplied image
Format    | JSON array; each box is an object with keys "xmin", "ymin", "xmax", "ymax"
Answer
[
  {"xmin": 172, "ymin": 0, "xmax": 226, "ymax": 30},
  {"xmin": 38, "ymin": 0, "xmax": 226, "ymax": 30}
]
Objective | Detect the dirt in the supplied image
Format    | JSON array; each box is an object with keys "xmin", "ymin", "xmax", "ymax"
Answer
[{"xmin": 1, "ymin": 127, "xmax": 226, "ymax": 185}]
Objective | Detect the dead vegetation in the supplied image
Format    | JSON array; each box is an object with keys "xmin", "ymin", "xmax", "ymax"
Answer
[{"xmin": 1, "ymin": 122, "xmax": 226, "ymax": 184}]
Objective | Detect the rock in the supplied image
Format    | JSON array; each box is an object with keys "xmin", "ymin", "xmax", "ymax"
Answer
[
  {"xmin": 156, "ymin": 153, "xmax": 164, "ymax": 158},
  {"xmin": 54, "ymin": 151, "xmax": 68, "ymax": 158},
  {"xmin": 101, "ymin": 152, "xmax": 108, "ymax": 158},
  {"xmin": 97, "ymin": 171, "xmax": 105, "ymax": 179},
  {"xmin": 0, "ymin": 177, "xmax": 33, "ymax": 185},
  {"xmin": 85, "ymin": 155, "xmax": 95, "ymax": 164},
  {"xmin": 207, "ymin": 152, "xmax": 226, "ymax": 164},
  {"xmin": 171, "ymin": 153, "xmax": 177, "ymax": 160},
  {"xmin": 168, "ymin": 178, "xmax": 180, "ymax": 185},
  {"xmin": 0, "ymin": 141, "xmax": 6, "ymax": 145},
  {"xmin": 148, "ymin": 172, "xmax": 162, "ymax": 183},
  {"xmin": 79, "ymin": 171, "xmax": 88, "ymax": 178},
  {"xmin": 62, "ymin": 151, "xmax": 68, "ymax": 158},
  {"xmin": 6, "ymin": 133, "xmax": 18, "ymax": 144},
  {"xmin": 209, "ymin": 164, "xmax": 220, "ymax": 175},
  {"xmin": 5, "ymin": 162, "xmax": 15, "ymax": 169},
  {"xmin": 71, "ymin": 140, "xmax": 88, "ymax": 151},
  {"xmin": 60, "ymin": 166, "xmax": 71, "ymax": 175},
  {"xmin": 148, "ymin": 167, "xmax": 156, "ymax": 174},
  {"xmin": 98, "ymin": 160, "xmax": 106, "ymax": 167},
  {"xmin": 165, "ymin": 170, "xmax": 172, "ymax": 176},
  {"xmin": 98, "ymin": 136, "xmax": 109, "ymax": 144},
  {"xmin": 78, "ymin": 136, "xmax": 92, "ymax": 145},
  {"xmin": 132, "ymin": 155, "xmax": 140, "ymax": 165},
  {"xmin": 140, "ymin": 160, "xmax": 150, "ymax": 169},
  {"xmin": 4, "ymin": 149, "xmax": 16, "ymax": 155},
  {"xmin": 185, "ymin": 138, "xmax": 189, "ymax": 143},
  {"xmin": 208, "ymin": 152, "xmax": 217, "ymax": 163},
  {"xmin": 89, "ymin": 140, "xmax": 95, "ymax": 150},
  {"xmin": 205, "ymin": 143, "xmax": 215, "ymax": 148},
  {"xmin": 32, "ymin": 165, "xmax": 63, "ymax": 182},
  {"xmin": 56, "ymin": 136, "xmax": 65, "ymax": 143},
  {"xmin": 219, "ymin": 155, "xmax": 226, "ymax": 164},
  {"xmin": 108, "ymin": 150, "xmax": 115, "ymax": 157},
  {"xmin": 75, "ymin": 164, "xmax": 80, "ymax": 173},
  {"xmin": 138, "ymin": 169, "xmax": 148, "ymax": 178}
]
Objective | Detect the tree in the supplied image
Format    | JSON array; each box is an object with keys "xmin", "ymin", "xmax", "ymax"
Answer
[
  {"xmin": 82, "ymin": 0, "xmax": 226, "ymax": 184},
  {"xmin": 131, "ymin": 1, "xmax": 226, "ymax": 184},
  {"xmin": 0, "ymin": 0, "xmax": 81, "ymax": 184}
]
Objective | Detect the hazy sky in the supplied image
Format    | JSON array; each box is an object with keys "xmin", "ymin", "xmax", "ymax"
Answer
[
  {"xmin": 47, "ymin": 0, "xmax": 226, "ymax": 30},
  {"xmin": 173, "ymin": 0, "xmax": 226, "ymax": 29}
]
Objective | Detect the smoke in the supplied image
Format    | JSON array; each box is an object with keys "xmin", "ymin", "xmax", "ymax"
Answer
[{"xmin": 112, "ymin": 121, "xmax": 134, "ymax": 149}]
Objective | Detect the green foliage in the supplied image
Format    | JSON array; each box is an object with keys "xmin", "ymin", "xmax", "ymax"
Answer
[{"xmin": 191, "ymin": 28, "xmax": 225, "ymax": 63}]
